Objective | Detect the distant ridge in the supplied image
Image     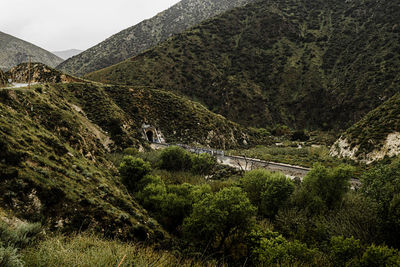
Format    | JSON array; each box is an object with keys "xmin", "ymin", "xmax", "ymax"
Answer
[
  {"xmin": 56, "ymin": 0, "xmax": 255, "ymax": 76},
  {"xmin": 52, "ymin": 49, "xmax": 82, "ymax": 60},
  {"xmin": 0, "ymin": 31, "xmax": 63, "ymax": 71}
]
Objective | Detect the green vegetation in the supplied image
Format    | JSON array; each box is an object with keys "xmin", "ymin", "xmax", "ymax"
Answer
[
  {"xmin": 57, "ymin": 0, "xmax": 256, "ymax": 76},
  {"xmin": 86, "ymin": 0, "xmax": 400, "ymax": 132},
  {"xmin": 339, "ymin": 93, "xmax": 400, "ymax": 156},
  {"xmin": 241, "ymin": 169, "xmax": 294, "ymax": 218},
  {"xmin": 0, "ymin": 84, "xmax": 166, "ymax": 241},
  {"xmin": 22, "ymin": 233, "xmax": 217, "ymax": 267},
  {"xmin": 229, "ymin": 144, "xmax": 349, "ymax": 168}
]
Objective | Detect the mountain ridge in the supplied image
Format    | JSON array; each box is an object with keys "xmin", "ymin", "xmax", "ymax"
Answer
[
  {"xmin": 86, "ymin": 0, "xmax": 400, "ymax": 131},
  {"xmin": 56, "ymin": 0, "xmax": 256, "ymax": 76},
  {"xmin": 0, "ymin": 31, "xmax": 63, "ymax": 71}
]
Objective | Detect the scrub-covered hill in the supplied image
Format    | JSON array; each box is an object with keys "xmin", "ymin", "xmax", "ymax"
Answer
[
  {"xmin": 86, "ymin": 0, "xmax": 400, "ymax": 130},
  {"xmin": 331, "ymin": 93, "xmax": 400, "ymax": 163},
  {"xmin": 56, "ymin": 0, "xmax": 256, "ymax": 76},
  {"xmin": 0, "ymin": 85, "xmax": 165, "ymax": 242}
]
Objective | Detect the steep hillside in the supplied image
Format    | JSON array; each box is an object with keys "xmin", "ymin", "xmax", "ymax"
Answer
[
  {"xmin": 55, "ymin": 82, "xmax": 262, "ymax": 149},
  {"xmin": 6, "ymin": 62, "xmax": 83, "ymax": 83},
  {"xmin": 0, "ymin": 31, "xmax": 63, "ymax": 71},
  {"xmin": 52, "ymin": 49, "xmax": 82, "ymax": 60},
  {"xmin": 0, "ymin": 69, "xmax": 7, "ymax": 87},
  {"xmin": 86, "ymin": 0, "xmax": 400, "ymax": 130},
  {"xmin": 56, "ymin": 0, "xmax": 255, "ymax": 76},
  {"xmin": 0, "ymin": 85, "xmax": 166, "ymax": 242},
  {"xmin": 330, "ymin": 94, "xmax": 400, "ymax": 163}
]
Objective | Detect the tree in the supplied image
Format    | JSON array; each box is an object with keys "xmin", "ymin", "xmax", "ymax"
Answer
[
  {"xmin": 241, "ymin": 169, "xmax": 294, "ymax": 218},
  {"xmin": 119, "ymin": 156, "xmax": 151, "ymax": 192},
  {"xmin": 361, "ymin": 159, "xmax": 400, "ymax": 247},
  {"xmin": 159, "ymin": 146, "xmax": 192, "ymax": 171},
  {"xmin": 182, "ymin": 187, "xmax": 256, "ymax": 253},
  {"xmin": 297, "ymin": 164, "xmax": 353, "ymax": 212}
]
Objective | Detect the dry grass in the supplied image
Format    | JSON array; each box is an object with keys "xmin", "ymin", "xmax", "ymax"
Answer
[{"xmin": 22, "ymin": 233, "xmax": 221, "ymax": 267}]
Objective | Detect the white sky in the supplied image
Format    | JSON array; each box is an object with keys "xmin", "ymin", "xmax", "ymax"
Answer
[{"xmin": 0, "ymin": 0, "xmax": 181, "ymax": 51}]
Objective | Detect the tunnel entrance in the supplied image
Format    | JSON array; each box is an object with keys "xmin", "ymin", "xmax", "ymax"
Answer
[
  {"xmin": 146, "ymin": 130, "xmax": 154, "ymax": 142},
  {"xmin": 142, "ymin": 124, "xmax": 165, "ymax": 143}
]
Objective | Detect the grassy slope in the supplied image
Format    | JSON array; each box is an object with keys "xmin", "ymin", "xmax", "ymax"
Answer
[
  {"xmin": 340, "ymin": 93, "xmax": 400, "ymax": 154},
  {"xmin": 0, "ymin": 85, "xmax": 166, "ymax": 242},
  {"xmin": 57, "ymin": 0, "xmax": 255, "ymax": 76},
  {"xmin": 0, "ymin": 31, "xmax": 63, "ymax": 71},
  {"xmin": 86, "ymin": 0, "xmax": 400, "ymax": 130}
]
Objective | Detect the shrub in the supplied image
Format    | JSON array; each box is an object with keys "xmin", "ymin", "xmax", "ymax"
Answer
[
  {"xmin": 119, "ymin": 156, "xmax": 152, "ymax": 192},
  {"xmin": 360, "ymin": 244, "xmax": 400, "ymax": 267},
  {"xmin": 241, "ymin": 169, "xmax": 294, "ymax": 218},
  {"xmin": 297, "ymin": 164, "xmax": 354, "ymax": 212},
  {"xmin": 191, "ymin": 153, "xmax": 216, "ymax": 175},
  {"xmin": 330, "ymin": 236, "xmax": 362, "ymax": 266},
  {"xmin": 0, "ymin": 244, "xmax": 24, "ymax": 267},
  {"xmin": 183, "ymin": 187, "xmax": 256, "ymax": 253},
  {"xmin": 252, "ymin": 231, "xmax": 320, "ymax": 266},
  {"xmin": 0, "ymin": 222, "xmax": 41, "ymax": 248},
  {"xmin": 159, "ymin": 146, "xmax": 192, "ymax": 171}
]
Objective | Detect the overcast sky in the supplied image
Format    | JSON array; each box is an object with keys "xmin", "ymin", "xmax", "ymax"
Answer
[{"xmin": 1, "ymin": 0, "xmax": 181, "ymax": 52}]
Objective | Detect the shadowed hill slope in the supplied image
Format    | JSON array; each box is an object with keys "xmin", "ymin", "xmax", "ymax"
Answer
[
  {"xmin": 86, "ymin": 0, "xmax": 400, "ymax": 130},
  {"xmin": 56, "ymin": 0, "xmax": 255, "ymax": 76},
  {"xmin": 0, "ymin": 31, "xmax": 63, "ymax": 71}
]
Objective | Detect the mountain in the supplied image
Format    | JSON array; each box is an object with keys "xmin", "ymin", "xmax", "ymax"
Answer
[
  {"xmin": 0, "ymin": 31, "xmax": 63, "ymax": 71},
  {"xmin": 330, "ymin": 93, "xmax": 400, "ymax": 163},
  {"xmin": 52, "ymin": 49, "xmax": 82, "ymax": 60},
  {"xmin": 86, "ymin": 0, "xmax": 400, "ymax": 131},
  {"xmin": 56, "ymin": 0, "xmax": 256, "ymax": 76}
]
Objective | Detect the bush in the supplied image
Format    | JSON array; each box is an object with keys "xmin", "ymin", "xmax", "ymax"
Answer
[
  {"xmin": 0, "ymin": 244, "xmax": 24, "ymax": 267},
  {"xmin": 135, "ymin": 176, "xmax": 166, "ymax": 211},
  {"xmin": 119, "ymin": 156, "xmax": 152, "ymax": 192},
  {"xmin": 241, "ymin": 169, "xmax": 294, "ymax": 218},
  {"xmin": 252, "ymin": 231, "xmax": 320, "ymax": 266},
  {"xmin": 330, "ymin": 236, "xmax": 362, "ymax": 266},
  {"xmin": 0, "ymin": 222, "xmax": 41, "ymax": 248},
  {"xmin": 159, "ymin": 146, "xmax": 192, "ymax": 171},
  {"xmin": 183, "ymin": 187, "xmax": 256, "ymax": 253},
  {"xmin": 360, "ymin": 244, "xmax": 400, "ymax": 267},
  {"xmin": 296, "ymin": 164, "xmax": 354, "ymax": 213},
  {"xmin": 191, "ymin": 153, "xmax": 216, "ymax": 175}
]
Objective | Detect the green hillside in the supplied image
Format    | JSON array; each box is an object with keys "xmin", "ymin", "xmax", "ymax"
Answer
[
  {"xmin": 57, "ymin": 0, "xmax": 255, "ymax": 76},
  {"xmin": 0, "ymin": 80, "xmax": 262, "ymax": 240},
  {"xmin": 0, "ymin": 85, "xmax": 165, "ymax": 242},
  {"xmin": 86, "ymin": 0, "xmax": 400, "ymax": 130},
  {"xmin": 0, "ymin": 31, "xmax": 63, "ymax": 71}
]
